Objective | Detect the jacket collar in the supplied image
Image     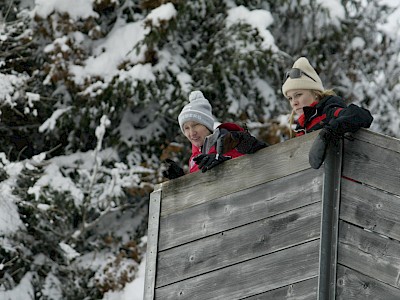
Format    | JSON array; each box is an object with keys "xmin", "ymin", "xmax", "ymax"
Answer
[{"xmin": 297, "ymin": 101, "xmax": 319, "ymax": 127}]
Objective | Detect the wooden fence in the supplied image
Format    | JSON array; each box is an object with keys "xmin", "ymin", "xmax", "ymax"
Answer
[{"xmin": 144, "ymin": 129, "xmax": 400, "ymax": 300}]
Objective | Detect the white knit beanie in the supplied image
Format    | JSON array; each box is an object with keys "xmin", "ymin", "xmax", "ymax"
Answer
[
  {"xmin": 178, "ymin": 91, "xmax": 215, "ymax": 133},
  {"xmin": 282, "ymin": 57, "xmax": 324, "ymax": 97}
]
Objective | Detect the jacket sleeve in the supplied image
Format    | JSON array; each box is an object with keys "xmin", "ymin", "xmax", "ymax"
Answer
[
  {"xmin": 231, "ymin": 131, "xmax": 268, "ymax": 154},
  {"xmin": 212, "ymin": 126, "xmax": 267, "ymax": 155},
  {"xmin": 326, "ymin": 104, "xmax": 373, "ymax": 135}
]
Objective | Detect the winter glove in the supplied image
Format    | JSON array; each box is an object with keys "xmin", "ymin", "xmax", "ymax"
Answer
[
  {"xmin": 328, "ymin": 104, "xmax": 373, "ymax": 135},
  {"xmin": 309, "ymin": 128, "xmax": 341, "ymax": 169},
  {"xmin": 162, "ymin": 159, "xmax": 185, "ymax": 180},
  {"xmin": 193, "ymin": 153, "xmax": 231, "ymax": 173},
  {"xmin": 230, "ymin": 131, "xmax": 268, "ymax": 154}
]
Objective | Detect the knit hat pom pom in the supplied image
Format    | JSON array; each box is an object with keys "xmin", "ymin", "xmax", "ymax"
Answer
[{"xmin": 189, "ymin": 91, "xmax": 205, "ymax": 102}]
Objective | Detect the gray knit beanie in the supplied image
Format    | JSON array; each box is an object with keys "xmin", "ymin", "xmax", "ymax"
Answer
[
  {"xmin": 282, "ymin": 57, "xmax": 324, "ymax": 97},
  {"xmin": 178, "ymin": 91, "xmax": 215, "ymax": 133}
]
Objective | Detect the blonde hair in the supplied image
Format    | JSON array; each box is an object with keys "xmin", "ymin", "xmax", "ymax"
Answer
[{"xmin": 288, "ymin": 89, "xmax": 336, "ymax": 138}]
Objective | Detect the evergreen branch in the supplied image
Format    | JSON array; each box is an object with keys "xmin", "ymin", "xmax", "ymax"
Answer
[
  {"xmin": 0, "ymin": 41, "xmax": 34, "ymax": 55},
  {"xmin": 31, "ymin": 223, "xmax": 67, "ymax": 239},
  {"xmin": 3, "ymin": 0, "xmax": 15, "ymax": 23},
  {"xmin": 0, "ymin": 124, "xmax": 40, "ymax": 130},
  {"xmin": 16, "ymin": 146, "xmax": 27, "ymax": 161},
  {"xmin": 71, "ymin": 202, "xmax": 136, "ymax": 241}
]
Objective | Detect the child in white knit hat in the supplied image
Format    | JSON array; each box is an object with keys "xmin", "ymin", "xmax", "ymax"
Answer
[
  {"xmin": 282, "ymin": 57, "xmax": 373, "ymax": 169},
  {"xmin": 163, "ymin": 90, "xmax": 267, "ymax": 179}
]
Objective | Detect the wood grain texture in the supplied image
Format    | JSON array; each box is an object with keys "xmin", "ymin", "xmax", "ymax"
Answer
[
  {"xmin": 144, "ymin": 129, "xmax": 400, "ymax": 300},
  {"xmin": 342, "ymin": 131, "xmax": 400, "ymax": 196},
  {"xmin": 158, "ymin": 168, "xmax": 323, "ymax": 250},
  {"xmin": 242, "ymin": 277, "xmax": 318, "ymax": 300},
  {"xmin": 143, "ymin": 184, "xmax": 162, "ymax": 300},
  {"xmin": 340, "ymin": 177, "xmax": 400, "ymax": 242},
  {"xmin": 350, "ymin": 129, "xmax": 400, "ymax": 154},
  {"xmin": 159, "ymin": 131, "xmax": 319, "ymax": 216},
  {"xmin": 156, "ymin": 202, "xmax": 321, "ymax": 287},
  {"xmin": 338, "ymin": 221, "xmax": 400, "ymax": 289},
  {"xmin": 336, "ymin": 265, "xmax": 400, "ymax": 299},
  {"xmin": 155, "ymin": 240, "xmax": 319, "ymax": 300}
]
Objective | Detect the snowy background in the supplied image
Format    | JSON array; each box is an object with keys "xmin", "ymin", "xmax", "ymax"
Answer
[{"xmin": 1, "ymin": 0, "xmax": 400, "ymax": 299}]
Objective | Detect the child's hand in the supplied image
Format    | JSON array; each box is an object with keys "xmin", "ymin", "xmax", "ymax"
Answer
[
  {"xmin": 193, "ymin": 153, "xmax": 231, "ymax": 173},
  {"xmin": 309, "ymin": 128, "xmax": 340, "ymax": 169},
  {"xmin": 162, "ymin": 159, "xmax": 185, "ymax": 179}
]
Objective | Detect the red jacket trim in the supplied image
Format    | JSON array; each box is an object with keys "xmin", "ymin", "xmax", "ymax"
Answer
[
  {"xmin": 334, "ymin": 108, "xmax": 343, "ymax": 117},
  {"xmin": 306, "ymin": 114, "xmax": 326, "ymax": 131}
]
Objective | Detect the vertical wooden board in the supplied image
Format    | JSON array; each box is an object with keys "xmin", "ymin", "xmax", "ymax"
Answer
[
  {"xmin": 158, "ymin": 168, "xmax": 323, "ymax": 250},
  {"xmin": 242, "ymin": 277, "xmax": 318, "ymax": 300},
  {"xmin": 336, "ymin": 265, "xmax": 400, "ymax": 299},
  {"xmin": 143, "ymin": 185, "xmax": 162, "ymax": 300},
  {"xmin": 160, "ymin": 131, "xmax": 319, "ymax": 216},
  {"xmin": 340, "ymin": 178, "xmax": 400, "ymax": 241},
  {"xmin": 338, "ymin": 221, "xmax": 400, "ymax": 289},
  {"xmin": 155, "ymin": 240, "xmax": 320, "ymax": 300},
  {"xmin": 317, "ymin": 140, "xmax": 342, "ymax": 300},
  {"xmin": 156, "ymin": 202, "xmax": 321, "ymax": 288},
  {"xmin": 342, "ymin": 137, "xmax": 400, "ymax": 196}
]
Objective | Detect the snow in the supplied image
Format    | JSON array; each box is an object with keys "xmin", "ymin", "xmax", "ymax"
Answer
[
  {"xmin": 145, "ymin": 3, "xmax": 177, "ymax": 27},
  {"xmin": 43, "ymin": 36, "xmax": 71, "ymax": 53},
  {"xmin": 70, "ymin": 20, "xmax": 150, "ymax": 85},
  {"xmin": 118, "ymin": 64, "xmax": 157, "ymax": 85},
  {"xmin": 226, "ymin": 6, "xmax": 277, "ymax": 51},
  {"xmin": 95, "ymin": 115, "xmax": 111, "ymax": 151},
  {"xmin": 0, "ymin": 149, "xmax": 149, "ymax": 299},
  {"xmin": 0, "ymin": 185, "xmax": 25, "ymax": 235},
  {"xmin": 59, "ymin": 242, "xmax": 81, "ymax": 260},
  {"xmin": 27, "ymin": 163, "xmax": 85, "ymax": 204},
  {"xmin": 102, "ymin": 253, "xmax": 147, "ymax": 300},
  {"xmin": 1, "ymin": 0, "xmax": 400, "ymax": 299},
  {"xmin": 0, "ymin": 73, "xmax": 29, "ymax": 108},
  {"xmin": 34, "ymin": 0, "xmax": 98, "ymax": 20},
  {"xmin": 0, "ymin": 272, "xmax": 35, "ymax": 300},
  {"xmin": 351, "ymin": 37, "xmax": 366, "ymax": 49},
  {"xmin": 38, "ymin": 107, "xmax": 72, "ymax": 132},
  {"xmin": 377, "ymin": 0, "xmax": 400, "ymax": 38},
  {"xmin": 70, "ymin": 2, "xmax": 176, "ymax": 89},
  {"xmin": 317, "ymin": 0, "xmax": 345, "ymax": 26}
]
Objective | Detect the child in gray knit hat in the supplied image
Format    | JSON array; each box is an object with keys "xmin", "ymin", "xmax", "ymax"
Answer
[
  {"xmin": 163, "ymin": 91, "xmax": 267, "ymax": 179},
  {"xmin": 178, "ymin": 91, "xmax": 215, "ymax": 135}
]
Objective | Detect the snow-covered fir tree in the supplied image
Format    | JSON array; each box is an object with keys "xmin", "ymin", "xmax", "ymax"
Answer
[{"xmin": 0, "ymin": 0, "xmax": 399, "ymax": 298}]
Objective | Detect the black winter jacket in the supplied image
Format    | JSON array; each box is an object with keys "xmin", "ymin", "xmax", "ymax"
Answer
[{"xmin": 294, "ymin": 96, "xmax": 373, "ymax": 136}]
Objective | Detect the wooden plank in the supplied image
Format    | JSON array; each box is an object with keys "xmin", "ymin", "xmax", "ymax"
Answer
[
  {"xmin": 156, "ymin": 203, "xmax": 321, "ymax": 288},
  {"xmin": 158, "ymin": 168, "xmax": 323, "ymax": 250},
  {"xmin": 143, "ymin": 184, "xmax": 162, "ymax": 300},
  {"xmin": 340, "ymin": 178, "xmax": 400, "ymax": 242},
  {"xmin": 342, "ymin": 136, "xmax": 400, "ymax": 196},
  {"xmin": 336, "ymin": 265, "xmax": 400, "ymax": 299},
  {"xmin": 338, "ymin": 221, "xmax": 400, "ymax": 289},
  {"xmin": 155, "ymin": 240, "xmax": 320, "ymax": 300},
  {"xmin": 350, "ymin": 129, "xmax": 400, "ymax": 154},
  {"xmin": 160, "ymin": 131, "xmax": 319, "ymax": 216},
  {"xmin": 318, "ymin": 139, "xmax": 342, "ymax": 300},
  {"xmin": 242, "ymin": 277, "xmax": 317, "ymax": 300}
]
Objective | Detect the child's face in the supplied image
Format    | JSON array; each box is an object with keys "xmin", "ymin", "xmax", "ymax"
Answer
[
  {"xmin": 183, "ymin": 121, "xmax": 212, "ymax": 148},
  {"xmin": 286, "ymin": 89, "xmax": 316, "ymax": 116}
]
